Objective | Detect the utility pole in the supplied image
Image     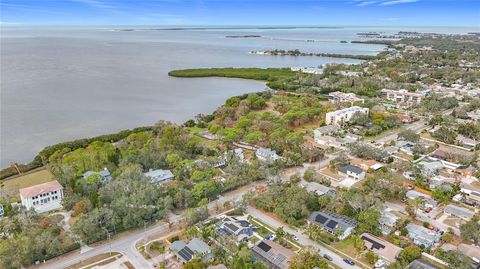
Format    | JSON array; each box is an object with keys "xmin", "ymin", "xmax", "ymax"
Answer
[{"xmin": 107, "ymin": 231, "xmax": 112, "ymax": 256}]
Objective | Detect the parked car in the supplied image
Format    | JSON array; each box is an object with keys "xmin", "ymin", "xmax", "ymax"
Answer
[
  {"xmin": 265, "ymin": 234, "xmax": 276, "ymax": 240},
  {"xmin": 407, "ymin": 185, "xmax": 414, "ymax": 190},
  {"xmin": 343, "ymin": 259, "xmax": 355, "ymax": 266},
  {"xmin": 292, "ymin": 235, "xmax": 299, "ymax": 241},
  {"xmin": 323, "ymin": 254, "xmax": 333, "ymax": 261},
  {"xmin": 424, "ymin": 207, "xmax": 433, "ymax": 213}
]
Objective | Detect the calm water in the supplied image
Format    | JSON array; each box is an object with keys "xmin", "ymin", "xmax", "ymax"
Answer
[{"xmin": 2, "ymin": 25, "xmax": 467, "ymax": 167}]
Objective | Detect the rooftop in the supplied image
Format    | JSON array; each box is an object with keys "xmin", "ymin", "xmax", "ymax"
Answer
[
  {"xmin": 144, "ymin": 169, "xmax": 174, "ymax": 183},
  {"xmin": 444, "ymin": 204, "xmax": 475, "ymax": 219},
  {"xmin": 458, "ymin": 243, "xmax": 480, "ymax": 261},
  {"xmin": 302, "ymin": 182, "xmax": 335, "ymax": 196},
  {"xmin": 314, "ymin": 124, "xmax": 341, "ymax": 134},
  {"xmin": 408, "ymin": 259, "xmax": 441, "ymax": 269},
  {"xmin": 170, "ymin": 237, "xmax": 211, "ymax": 262},
  {"xmin": 252, "ymin": 240, "xmax": 295, "ymax": 269},
  {"xmin": 19, "ymin": 180, "xmax": 63, "ymax": 199},
  {"xmin": 338, "ymin": 164, "xmax": 364, "ymax": 175},
  {"xmin": 406, "ymin": 223, "xmax": 441, "ymax": 247},
  {"xmin": 307, "ymin": 211, "xmax": 358, "ymax": 234},
  {"xmin": 360, "ymin": 233, "xmax": 403, "ymax": 263},
  {"xmin": 327, "ymin": 106, "xmax": 368, "ymax": 116}
]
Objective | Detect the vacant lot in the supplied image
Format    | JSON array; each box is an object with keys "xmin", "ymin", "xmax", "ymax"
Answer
[{"xmin": 0, "ymin": 168, "xmax": 54, "ymax": 201}]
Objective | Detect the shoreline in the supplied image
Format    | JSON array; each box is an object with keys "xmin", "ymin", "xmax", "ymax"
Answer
[{"xmin": 0, "ymin": 76, "xmax": 269, "ymax": 178}]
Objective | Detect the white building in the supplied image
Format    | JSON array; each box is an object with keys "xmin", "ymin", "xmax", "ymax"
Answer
[
  {"xmin": 328, "ymin": 91, "xmax": 364, "ymax": 104},
  {"xmin": 380, "ymin": 89, "xmax": 424, "ymax": 107},
  {"xmin": 255, "ymin": 148, "xmax": 280, "ymax": 163},
  {"xmin": 325, "ymin": 106, "xmax": 369, "ymax": 125},
  {"xmin": 19, "ymin": 180, "xmax": 64, "ymax": 213},
  {"xmin": 144, "ymin": 169, "xmax": 174, "ymax": 184},
  {"xmin": 338, "ymin": 165, "xmax": 366, "ymax": 180}
]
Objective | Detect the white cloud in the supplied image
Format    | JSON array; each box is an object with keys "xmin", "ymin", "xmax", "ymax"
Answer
[
  {"xmin": 379, "ymin": 0, "xmax": 419, "ymax": 6},
  {"xmin": 71, "ymin": 0, "xmax": 115, "ymax": 10},
  {"xmin": 350, "ymin": 0, "xmax": 419, "ymax": 7},
  {"xmin": 356, "ymin": 1, "xmax": 379, "ymax": 6}
]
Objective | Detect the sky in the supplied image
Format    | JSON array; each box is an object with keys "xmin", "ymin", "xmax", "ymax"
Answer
[{"xmin": 1, "ymin": 0, "xmax": 479, "ymax": 27}]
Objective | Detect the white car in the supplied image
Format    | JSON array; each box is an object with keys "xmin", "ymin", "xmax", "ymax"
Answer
[{"xmin": 292, "ymin": 235, "xmax": 299, "ymax": 241}]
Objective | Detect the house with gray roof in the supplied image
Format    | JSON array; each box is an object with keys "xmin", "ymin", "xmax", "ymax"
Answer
[
  {"xmin": 406, "ymin": 190, "xmax": 437, "ymax": 208},
  {"xmin": 83, "ymin": 168, "xmax": 112, "ymax": 183},
  {"xmin": 379, "ymin": 210, "xmax": 399, "ymax": 235},
  {"xmin": 307, "ymin": 211, "xmax": 358, "ymax": 240},
  {"xmin": 215, "ymin": 216, "xmax": 254, "ymax": 242},
  {"xmin": 302, "ymin": 182, "xmax": 336, "ymax": 196},
  {"xmin": 443, "ymin": 204, "xmax": 475, "ymax": 220},
  {"xmin": 256, "ymin": 148, "xmax": 280, "ymax": 163},
  {"xmin": 144, "ymin": 169, "xmax": 174, "ymax": 184},
  {"xmin": 251, "ymin": 240, "xmax": 295, "ymax": 269},
  {"xmin": 313, "ymin": 125, "xmax": 342, "ymax": 137},
  {"xmin": 419, "ymin": 161, "xmax": 445, "ymax": 177},
  {"xmin": 170, "ymin": 237, "xmax": 212, "ymax": 263},
  {"xmin": 338, "ymin": 165, "xmax": 365, "ymax": 180},
  {"xmin": 408, "ymin": 259, "xmax": 441, "ymax": 269},
  {"xmin": 406, "ymin": 223, "xmax": 441, "ymax": 248}
]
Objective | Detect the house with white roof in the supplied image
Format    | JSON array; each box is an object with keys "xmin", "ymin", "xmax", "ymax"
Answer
[
  {"xmin": 19, "ymin": 180, "xmax": 64, "ymax": 213},
  {"xmin": 144, "ymin": 169, "xmax": 174, "ymax": 184},
  {"xmin": 328, "ymin": 91, "xmax": 364, "ymax": 104}
]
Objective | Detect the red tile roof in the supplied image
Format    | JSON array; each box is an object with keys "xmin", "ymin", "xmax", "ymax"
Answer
[{"xmin": 19, "ymin": 180, "xmax": 63, "ymax": 199}]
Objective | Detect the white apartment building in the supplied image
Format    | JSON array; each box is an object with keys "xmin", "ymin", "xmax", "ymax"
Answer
[
  {"xmin": 20, "ymin": 180, "xmax": 64, "ymax": 213},
  {"xmin": 328, "ymin": 91, "xmax": 364, "ymax": 104},
  {"xmin": 325, "ymin": 106, "xmax": 369, "ymax": 125},
  {"xmin": 381, "ymin": 89, "xmax": 424, "ymax": 107}
]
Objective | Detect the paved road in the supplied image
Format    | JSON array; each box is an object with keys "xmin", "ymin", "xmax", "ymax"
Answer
[
  {"xmin": 247, "ymin": 206, "xmax": 367, "ymax": 269},
  {"xmin": 376, "ymin": 119, "xmax": 427, "ymax": 144}
]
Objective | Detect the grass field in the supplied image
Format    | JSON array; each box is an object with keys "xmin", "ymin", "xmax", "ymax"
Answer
[{"xmin": 0, "ymin": 168, "xmax": 54, "ymax": 201}]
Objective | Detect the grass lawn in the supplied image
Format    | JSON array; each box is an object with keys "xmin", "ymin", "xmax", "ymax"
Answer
[
  {"xmin": 332, "ymin": 237, "xmax": 360, "ymax": 257},
  {"xmin": 65, "ymin": 252, "xmax": 121, "ymax": 269},
  {"xmin": 188, "ymin": 126, "xmax": 205, "ymax": 135},
  {"xmin": 249, "ymin": 236, "xmax": 260, "ymax": 244},
  {"xmin": 0, "ymin": 168, "xmax": 54, "ymax": 201},
  {"xmin": 364, "ymin": 126, "xmax": 402, "ymax": 142}
]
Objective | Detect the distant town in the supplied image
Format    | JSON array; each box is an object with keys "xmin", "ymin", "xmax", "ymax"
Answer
[{"xmin": 1, "ymin": 33, "xmax": 480, "ymax": 269}]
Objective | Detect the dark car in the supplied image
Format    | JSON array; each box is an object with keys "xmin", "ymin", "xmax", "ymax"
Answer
[
  {"xmin": 343, "ymin": 258, "xmax": 355, "ymax": 266},
  {"xmin": 323, "ymin": 254, "xmax": 333, "ymax": 261}
]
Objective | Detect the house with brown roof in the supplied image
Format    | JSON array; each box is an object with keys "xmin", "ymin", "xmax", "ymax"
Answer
[
  {"xmin": 19, "ymin": 180, "xmax": 64, "ymax": 213},
  {"xmin": 251, "ymin": 240, "xmax": 295, "ymax": 269},
  {"xmin": 350, "ymin": 158, "xmax": 384, "ymax": 171},
  {"xmin": 360, "ymin": 233, "xmax": 402, "ymax": 265}
]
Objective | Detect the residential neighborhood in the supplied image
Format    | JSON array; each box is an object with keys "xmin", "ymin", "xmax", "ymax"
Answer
[{"xmin": 1, "ymin": 31, "xmax": 479, "ymax": 269}]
